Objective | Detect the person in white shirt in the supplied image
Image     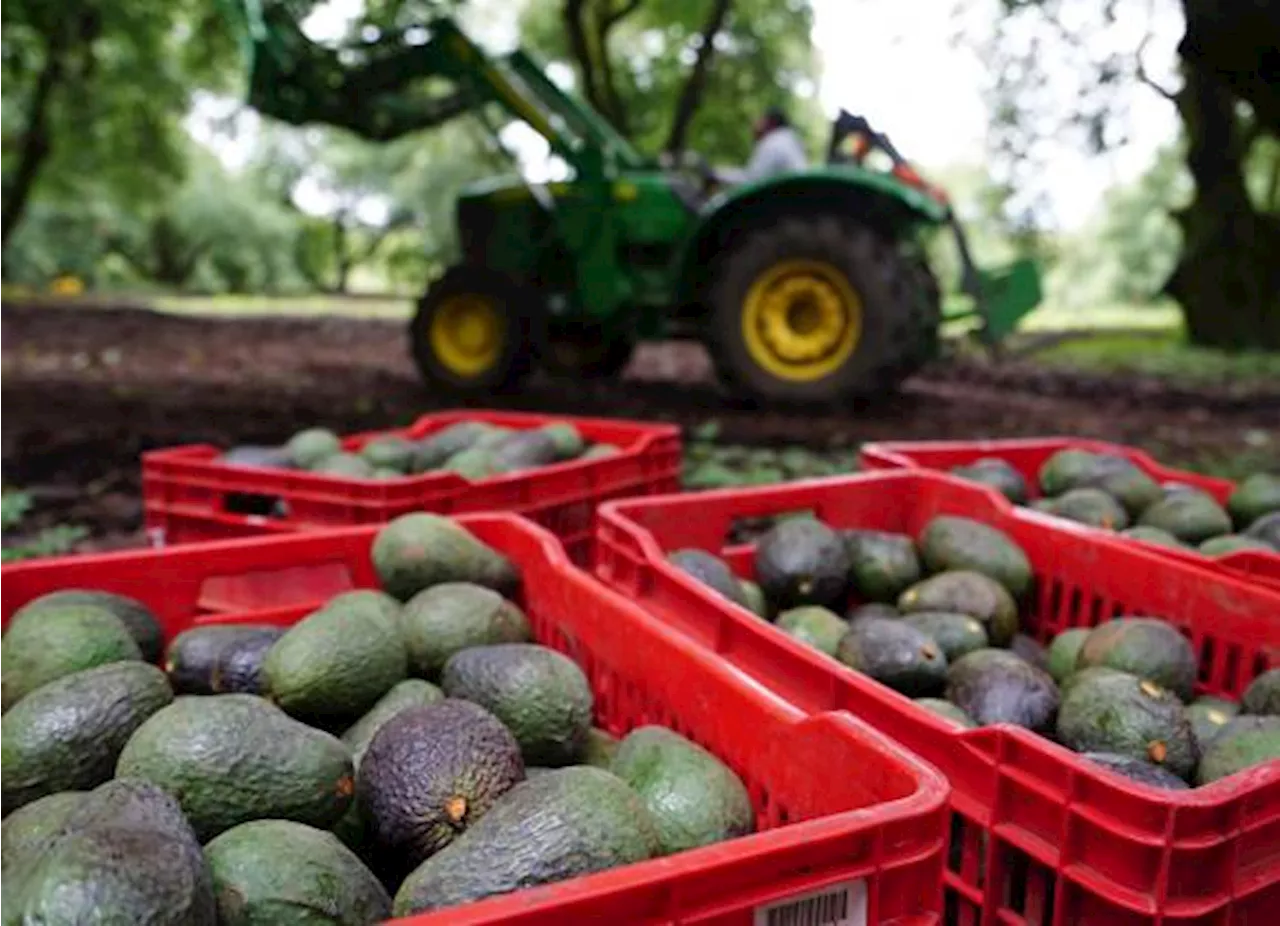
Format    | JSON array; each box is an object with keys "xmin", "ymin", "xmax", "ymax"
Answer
[{"xmin": 743, "ymin": 106, "xmax": 809, "ymax": 181}]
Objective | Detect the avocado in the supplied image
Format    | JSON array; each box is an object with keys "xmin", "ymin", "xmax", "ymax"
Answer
[
  {"xmin": 401, "ymin": 583, "xmax": 530, "ymax": 681},
  {"xmin": 844, "ymin": 529, "xmax": 921, "ymax": 603},
  {"xmin": 914, "ymin": 698, "xmax": 976, "ymax": 728},
  {"xmin": 1244, "ymin": 511, "xmax": 1280, "ymax": 549},
  {"xmin": 1196, "ymin": 715, "xmax": 1280, "ymax": 784},
  {"xmin": 2, "ymin": 603, "xmax": 142, "ymax": 709},
  {"xmin": 1075, "ymin": 617, "xmax": 1197, "ymax": 702},
  {"xmin": 341, "ymin": 679, "xmax": 444, "ymax": 769},
  {"xmin": 488, "ymin": 429, "xmax": 563, "ymax": 473},
  {"xmin": 1010, "ymin": 633, "xmax": 1049, "ymax": 671},
  {"xmin": 360, "ymin": 435, "xmax": 415, "ymax": 472},
  {"xmin": 582, "ymin": 727, "xmax": 619, "ymax": 768},
  {"xmin": 949, "ymin": 457, "xmax": 1029, "ymax": 504},
  {"xmin": 286, "ymin": 428, "xmax": 343, "ymax": 469},
  {"xmin": 164, "ymin": 624, "xmax": 283, "ymax": 696},
  {"xmin": 371, "ymin": 513, "xmax": 519, "ymax": 600},
  {"xmin": 1138, "ymin": 492, "xmax": 1233, "ymax": 544},
  {"xmin": 582, "ymin": 443, "xmax": 620, "ymax": 460},
  {"xmin": 10, "ymin": 589, "xmax": 164, "ymax": 664},
  {"xmin": 356, "ymin": 699, "xmax": 524, "ymax": 868},
  {"xmin": 1120, "ymin": 525, "xmax": 1185, "ymax": 549},
  {"xmin": 846, "ymin": 602, "xmax": 901, "ymax": 625},
  {"xmin": 1046, "ymin": 627, "xmax": 1090, "ymax": 684},
  {"xmin": 754, "ymin": 517, "xmax": 852, "ymax": 610},
  {"xmin": 917, "ymin": 516, "xmax": 1032, "ymax": 598},
  {"xmin": 264, "ymin": 596, "xmax": 407, "ymax": 723},
  {"xmin": 2, "ymin": 791, "xmax": 86, "ymax": 890},
  {"xmin": 1081, "ymin": 753, "xmax": 1190, "ymax": 790},
  {"xmin": 1035, "ymin": 488, "xmax": 1129, "ymax": 530},
  {"xmin": 210, "ymin": 626, "xmax": 285, "ymax": 695},
  {"xmin": 945, "ymin": 648, "xmax": 1060, "ymax": 731},
  {"xmin": 1199, "ymin": 534, "xmax": 1274, "ymax": 555},
  {"xmin": 204, "ymin": 819, "xmax": 391, "ymax": 926},
  {"xmin": 1187, "ymin": 701, "xmax": 1237, "ymax": 752},
  {"xmin": 411, "ymin": 422, "xmax": 493, "ymax": 472},
  {"xmin": 441, "ymin": 643, "xmax": 593, "ymax": 767},
  {"xmin": 836, "ymin": 616, "xmax": 947, "ymax": 696},
  {"xmin": 116, "ymin": 694, "xmax": 354, "ymax": 841},
  {"xmin": 219, "ymin": 445, "xmax": 294, "ymax": 471},
  {"xmin": 738, "ymin": 579, "xmax": 769, "ymax": 618},
  {"xmin": 1074, "ymin": 456, "xmax": 1162, "ymax": 517},
  {"xmin": 392, "ymin": 766, "xmax": 657, "ymax": 916},
  {"xmin": 1038, "ymin": 449, "xmax": 1101, "ymax": 496},
  {"xmin": 441, "ymin": 447, "xmax": 497, "ymax": 479},
  {"xmin": 2, "ymin": 662, "xmax": 173, "ymax": 814},
  {"xmin": 1059, "ymin": 665, "xmax": 1133, "ymax": 698},
  {"xmin": 1242, "ymin": 668, "xmax": 1280, "ymax": 716},
  {"xmin": 898, "ymin": 570, "xmax": 1019, "ymax": 647},
  {"xmin": 668, "ymin": 549, "xmax": 748, "ymax": 607},
  {"xmin": 902, "ymin": 611, "xmax": 989, "ymax": 661},
  {"xmin": 775, "ymin": 606, "xmax": 849, "ymax": 657},
  {"xmin": 610, "ymin": 725, "xmax": 753, "ymax": 855},
  {"xmin": 7, "ymin": 778, "xmax": 215, "ymax": 926},
  {"xmin": 317, "ymin": 452, "xmax": 377, "ymax": 478},
  {"xmin": 370, "ymin": 466, "xmax": 404, "ymax": 480},
  {"xmin": 1057, "ymin": 671, "xmax": 1197, "ymax": 780},
  {"xmin": 540, "ymin": 422, "xmax": 586, "ymax": 460},
  {"xmin": 1228, "ymin": 473, "xmax": 1280, "ymax": 529}
]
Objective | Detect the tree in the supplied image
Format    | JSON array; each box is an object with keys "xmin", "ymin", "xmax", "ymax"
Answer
[{"xmin": 981, "ymin": 0, "xmax": 1280, "ymax": 348}]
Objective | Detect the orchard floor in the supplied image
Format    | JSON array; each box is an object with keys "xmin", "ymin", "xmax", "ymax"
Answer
[{"xmin": 3, "ymin": 301, "xmax": 1278, "ymax": 548}]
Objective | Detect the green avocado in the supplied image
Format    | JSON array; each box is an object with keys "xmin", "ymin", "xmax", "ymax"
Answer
[
  {"xmin": 2, "ymin": 603, "xmax": 142, "ymax": 709},
  {"xmin": 1242, "ymin": 668, "xmax": 1280, "ymax": 716},
  {"xmin": 1074, "ymin": 456, "xmax": 1161, "ymax": 517},
  {"xmin": 116, "ymin": 694, "xmax": 354, "ymax": 842},
  {"xmin": 1010, "ymin": 633, "xmax": 1049, "ymax": 671},
  {"xmin": 754, "ymin": 517, "xmax": 852, "ymax": 610},
  {"xmin": 581, "ymin": 443, "xmax": 620, "ymax": 460},
  {"xmin": 1081, "ymin": 752, "xmax": 1189, "ymax": 790},
  {"xmin": 204, "ymin": 819, "xmax": 391, "ymax": 926},
  {"xmin": 914, "ymin": 698, "xmax": 976, "ymax": 728},
  {"xmin": 898, "ymin": 570, "xmax": 1019, "ymax": 647},
  {"xmin": 372, "ymin": 513, "xmax": 519, "ymax": 601},
  {"xmin": 2, "ymin": 791, "xmax": 87, "ymax": 897},
  {"xmin": 1046, "ymin": 627, "xmax": 1090, "ymax": 684},
  {"xmin": 836, "ymin": 616, "xmax": 947, "ymax": 696},
  {"xmin": 1196, "ymin": 715, "xmax": 1280, "ymax": 784},
  {"xmin": 1245, "ymin": 511, "xmax": 1280, "ymax": 548},
  {"xmin": 9, "ymin": 590, "xmax": 164, "ymax": 664},
  {"xmin": 1038, "ymin": 449, "xmax": 1100, "ymax": 496},
  {"xmin": 582, "ymin": 728, "xmax": 620, "ymax": 768},
  {"xmin": 1074, "ymin": 617, "xmax": 1197, "ymax": 702},
  {"xmin": 667, "ymin": 549, "xmax": 748, "ymax": 607},
  {"xmin": 1138, "ymin": 492, "xmax": 1233, "ymax": 544},
  {"xmin": 902, "ymin": 611, "xmax": 989, "ymax": 661},
  {"xmin": 340, "ymin": 679, "xmax": 444, "ymax": 770},
  {"xmin": 775, "ymin": 606, "xmax": 849, "ymax": 657},
  {"xmin": 1034, "ymin": 488, "xmax": 1129, "ymax": 530},
  {"xmin": 738, "ymin": 579, "xmax": 769, "ymax": 618},
  {"xmin": 356, "ymin": 699, "xmax": 524, "ymax": 869},
  {"xmin": 1186, "ymin": 700, "xmax": 1238, "ymax": 752},
  {"xmin": 1200, "ymin": 534, "xmax": 1274, "ymax": 556},
  {"xmin": 539, "ymin": 422, "xmax": 586, "ymax": 460},
  {"xmin": 917, "ymin": 516, "xmax": 1032, "ymax": 598},
  {"xmin": 1057, "ymin": 671, "xmax": 1197, "ymax": 780},
  {"xmin": 313, "ymin": 452, "xmax": 376, "ymax": 479},
  {"xmin": 400, "ymin": 581, "xmax": 531, "ymax": 679},
  {"xmin": 440, "ymin": 447, "xmax": 497, "ymax": 479},
  {"xmin": 411, "ymin": 422, "xmax": 493, "ymax": 472},
  {"xmin": 360, "ymin": 435, "xmax": 416, "ymax": 472},
  {"xmin": 1120, "ymin": 525, "xmax": 1185, "ymax": 549},
  {"xmin": 1228, "ymin": 473, "xmax": 1280, "ymax": 529},
  {"xmin": 286, "ymin": 428, "xmax": 343, "ymax": 469},
  {"xmin": 441, "ymin": 643, "xmax": 593, "ymax": 767},
  {"xmin": 846, "ymin": 602, "xmax": 900, "ymax": 625},
  {"xmin": 949, "ymin": 457, "xmax": 1029, "ymax": 504},
  {"xmin": 610, "ymin": 725, "xmax": 753, "ymax": 856},
  {"xmin": 488, "ymin": 429, "xmax": 563, "ymax": 474},
  {"xmin": 945, "ymin": 648, "xmax": 1060, "ymax": 731},
  {"xmin": 2, "ymin": 662, "xmax": 173, "ymax": 814},
  {"xmin": 392, "ymin": 767, "xmax": 657, "ymax": 916},
  {"xmin": 844, "ymin": 529, "xmax": 921, "ymax": 603}
]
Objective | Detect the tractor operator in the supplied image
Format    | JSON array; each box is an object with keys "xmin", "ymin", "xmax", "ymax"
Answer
[{"xmin": 743, "ymin": 106, "xmax": 809, "ymax": 181}]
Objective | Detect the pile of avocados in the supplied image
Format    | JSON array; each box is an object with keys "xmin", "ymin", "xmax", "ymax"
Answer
[
  {"xmin": 1, "ymin": 513, "xmax": 755, "ymax": 925},
  {"xmin": 218, "ymin": 419, "xmax": 621, "ymax": 482},
  {"xmin": 948, "ymin": 450, "xmax": 1280, "ymax": 556},
  {"xmin": 669, "ymin": 512, "xmax": 1280, "ymax": 791}
]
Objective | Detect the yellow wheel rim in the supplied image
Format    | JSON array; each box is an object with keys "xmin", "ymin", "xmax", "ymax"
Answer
[
  {"xmin": 428, "ymin": 293, "xmax": 504, "ymax": 377},
  {"xmin": 741, "ymin": 259, "xmax": 862, "ymax": 382}
]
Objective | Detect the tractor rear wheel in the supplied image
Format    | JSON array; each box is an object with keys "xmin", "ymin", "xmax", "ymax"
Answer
[
  {"xmin": 540, "ymin": 325, "xmax": 635, "ymax": 379},
  {"xmin": 409, "ymin": 266, "xmax": 538, "ymax": 393},
  {"xmin": 704, "ymin": 216, "xmax": 938, "ymax": 403}
]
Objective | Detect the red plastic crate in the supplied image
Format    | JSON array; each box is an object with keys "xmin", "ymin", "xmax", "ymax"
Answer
[
  {"xmin": 594, "ymin": 471, "xmax": 1280, "ymax": 926},
  {"xmin": 2, "ymin": 515, "xmax": 949, "ymax": 926},
  {"xmin": 861, "ymin": 437, "xmax": 1280, "ymax": 590},
  {"xmin": 141, "ymin": 410, "xmax": 681, "ymax": 564}
]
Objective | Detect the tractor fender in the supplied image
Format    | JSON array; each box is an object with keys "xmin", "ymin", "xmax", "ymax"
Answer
[{"xmin": 673, "ymin": 167, "xmax": 948, "ymax": 305}]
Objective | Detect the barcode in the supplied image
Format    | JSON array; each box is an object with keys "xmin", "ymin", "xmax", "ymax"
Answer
[{"xmin": 754, "ymin": 880, "xmax": 866, "ymax": 926}]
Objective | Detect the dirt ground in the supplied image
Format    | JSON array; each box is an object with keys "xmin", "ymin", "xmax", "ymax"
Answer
[{"xmin": 4, "ymin": 302, "xmax": 1278, "ymax": 547}]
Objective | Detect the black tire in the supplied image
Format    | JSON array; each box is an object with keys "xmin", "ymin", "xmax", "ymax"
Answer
[
  {"xmin": 704, "ymin": 216, "xmax": 938, "ymax": 403},
  {"xmin": 409, "ymin": 266, "xmax": 539, "ymax": 393},
  {"xmin": 540, "ymin": 327, "xmax": 635, "ymax": 379},
  {"xmin": 884, "ymin": 251, "xmax": 943, "ymax": 383}
]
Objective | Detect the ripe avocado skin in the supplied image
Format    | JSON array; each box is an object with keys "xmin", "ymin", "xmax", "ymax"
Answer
[
  {"xmin": 1196, "ymin": 715, "xmax": 1280, "ymax": 785},
  {"xmin": 949, "ymin": 457, "xmax": 1028, "ymax": 504},
  {"xmin": 5, "ymin": 778, "xmax": 215, "ymax": 926},
  {"xmin": 1244, "ymin": 511, "xmax": 1280, "ymax": 548},
  {"xmin": 668, "ymin": 549, "xmax": 748, "ymax": 607},
  {"xmin": 10, "ymin": 590, "xmax": 165, "ymax": 664},
  {"xmin": 115, "ymin": 694, "xmax": 354, "ymax": 842},
  {"xmin": 2, "ymin": 661, "xmax": 173, "ymax": 814},
  {"xmin": 2, "ymin": 791, "xmax": 87, "ymax": 897},
  {"xmin": 1075, "ymin": 617, "xmax": 1197, "ymax": 702},
  {"xmin": 203, "ymin": 819, "xmax": 391, "ymax": 926},
  {"xmin": 356, "ymin": 699, "xmax": 524, "ymax": 869},
  {"xmin": 2, "ymin": 604, "xmax": 142, "ymax": 710},
  {"xmin": 165, "ymin": 624, "xmax": 282, "ymax": 696},
  {"xmin": 340, "ymin": 679, "xmax": 444, "ymax": 770},
  {"xmin": 1082, "ymin": 752, "xmax": 1189, "ymax": 790},
  {"xmin": 211, "ymin": 627, "xmax": 285, "ymax": 695},
  {"xmin": 844, "ymin": 530, "xmax": 921, "ymax": 603},
  {"xmin": 836, "ymin": 616, "xmax": 948, "ymax": 697},
  {"xmin": 392, "ymin": 766, "xmax": 657, "ymax": 916},
  {"xmin": 441, "ymin": 644, "xmax": 593, "ymax": 767},
  {"xmin": 898, "ymin": 571, "xmax": 1019, "ymax": 647},
  {"xmin": 1242, "ymin": 668, "xmax": 1280, "ymax": 716},
  {"xmin": 945, "ymin": 649, "xmax": 1059, "ymax": 732},
  {"xmin": 902, "ymin": 611, "xmax": 989, "ymax": 662},
  {"xmin": 754, "ymin": 518, "xmax": 852, "ymax": 611},
  {"xmin": 609, "ymin": 725, "xmax": 754, "ymax": 855}
]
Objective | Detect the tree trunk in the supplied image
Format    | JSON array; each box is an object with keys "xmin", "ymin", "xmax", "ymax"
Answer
[
  {"xmin": 665, "ymin": 0, "xmax": 734, "ymax": 156},
  {"xmin": 1165, "ymin": 59, "xmax": 1280, "ymax": 350},
  {"xmin": 332, "ymin": 214, "xmax": 352, "ymax": 294},
  {"xmin": 1, "ymin": 53, "xmax": 63, "ymax": 247}
]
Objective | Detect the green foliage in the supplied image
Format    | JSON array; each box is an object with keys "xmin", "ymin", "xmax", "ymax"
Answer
[
  {"xmin": 0, "ymin": 490, "xmax": 88, "ymax": 563},
  {"xmin": 1030, "ymin": 331, "xmax": 1280, "ymax": 387}
]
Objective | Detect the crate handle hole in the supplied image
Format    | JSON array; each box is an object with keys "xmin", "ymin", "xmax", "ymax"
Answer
[{"xmin": 223, "ymin": 492, "xmax": 288, "ymax": 519}]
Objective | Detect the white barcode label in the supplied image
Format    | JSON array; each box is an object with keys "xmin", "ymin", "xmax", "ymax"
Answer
[{"xmin": 753, "ymin": 879, "xmax": 867, "ymax": 926}]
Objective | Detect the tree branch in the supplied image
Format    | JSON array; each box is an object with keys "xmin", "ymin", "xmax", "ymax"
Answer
[
  {"xmin": 562, "ymin": 0, "xmax": 607, "ymax": 121},
  {"xmin": 2, "ymin": 49, "xmax": 65, "ymax": 247},
  {"xmin": 664, "ymin": 0, "xmax": 734, "ymax": 155},
  {"xmin": 590, "ymin": 0, "xmax": 645, "ymax": 135},
  {"xmin": 1134, "ymin": 33, "xmax": 1176, "ymax": 103}
]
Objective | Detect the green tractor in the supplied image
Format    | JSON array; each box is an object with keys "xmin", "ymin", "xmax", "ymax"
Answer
[{"xmin": 234, "ymin": 4, "xmax": 1042, "ymax": 403}]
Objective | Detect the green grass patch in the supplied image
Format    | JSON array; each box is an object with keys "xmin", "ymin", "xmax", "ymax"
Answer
[
  {"xmin": 151, "ymin": 294, "xmax": 413, "ymax": 319},
  {"xmin": 1029, "ymin": 331, "xmax": 1280, "ymax": 386}
]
